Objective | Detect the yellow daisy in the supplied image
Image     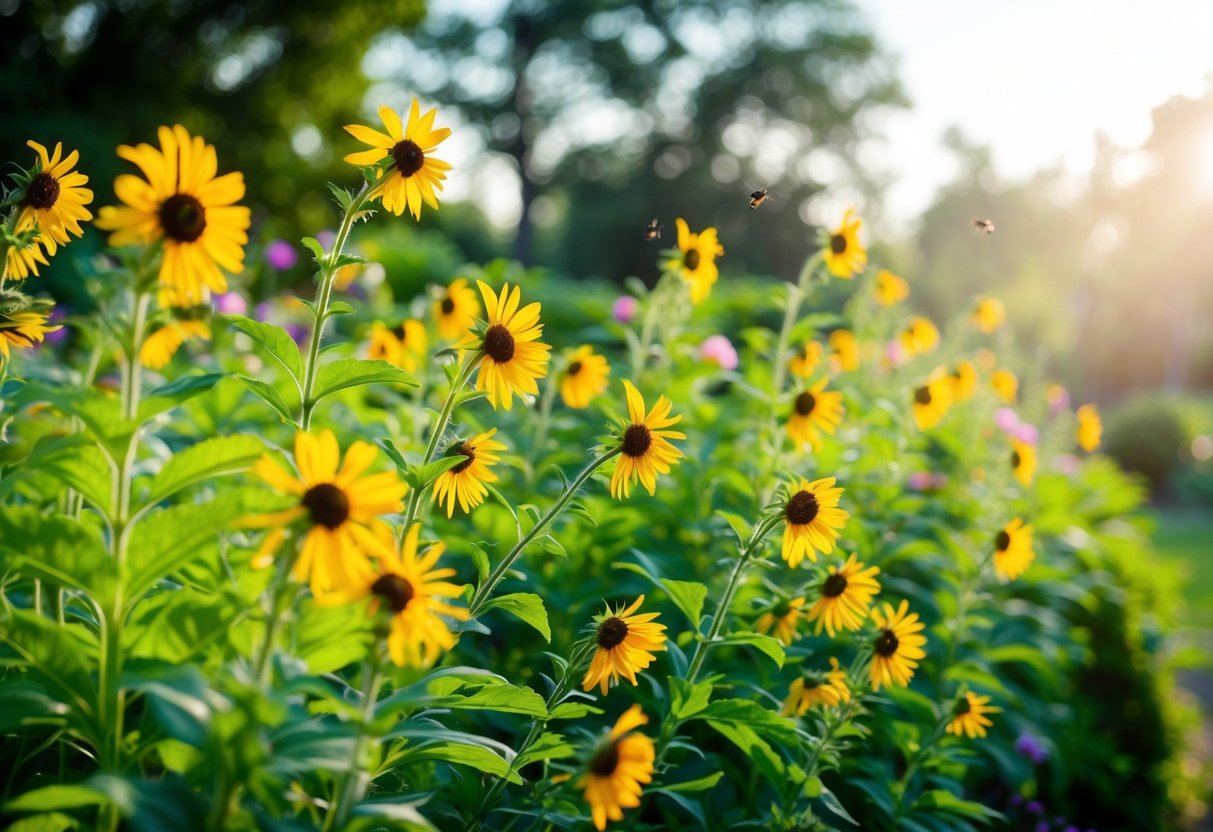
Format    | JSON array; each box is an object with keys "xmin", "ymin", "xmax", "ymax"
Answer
[
  {"xmin": 610, "ymin": 380, "xmax": 685, "ymax": 499},
  {"xmin": 782, "ymin": 658, "xmax": 850, "ymax": 716},
  {"xmin": 993, "ymin": 517, "xmax": 1035, "ymax": 581},
  {"xmin": 911, "ymin": 372, "xmax": 954, "ymax": 431},
  {"xmin": 431, "ymin": 428, "xmax": 506, "ymax": 518},
  {"xmin": 781, "ymin": 477, "xmax": 849, "ymax": 568},
  {"xmin": 3, "ymin": 238, "xmax": 51, "ymax": 282},
  {"xmin": 946, "ymin": 692, "xmax": 1002, "ymax": 739},
  {"xmin": 949, "ymin": 360, "xmax": 978, "ymax": 402},
  {"xmin": 0, "ymin": 305, "xmax": 61, "ymax": 363},
  {"xmin": 139, "ymin": 318, "xmax": 211, "ymax": 370},
  {"xmin": 899, "ymin": 315, "xmax": 940, "ymax": 356},
  {"xmin": 434, "ymin": 277, "xmax": 481, "ymax": 340},
  {"xmin": 343, "ymin": 99, "xmax": 453, "ymax": 220},
  {"xmin": 469, "ymin": 281, "xmax": 551, "ymax": 411},
  {"xmin": 578, "ymin": 705, "xmax": 655, "ymax": 832},
  {"xmin": 869, "ymin": 600, "xmax": 928, "ymax": 691},
  {"xmin": 16, "ymin": 140, "xmax": 93, "ymax": 259},
  {"xmin": 788, "ymin": 340, "xmax": 823, "ymax": 379},
  {"xmin": 971, "ymin": 297, "xmax": 1005, "ymax": 334},
  {"xmin": 990, "ymin": 369, "xmax": 1018, "ymax": 404},
  {"xmin": 1076, "ymin": 403, "xmax": 1102, "ymax": 452},
  {"xmin": 786, "ymin": 377, "xmax": 844, "ymax": 451},
  {"xmin": 807, "ymin": 553, "xmax": 881, "ymax": 637},
  {"xmin": 1010, "ymin": 438, "xmax": 1037, "ymax": 488},
  {"xmin": 873, "ymin": 269, "xmax": 909, "ymax": 306},
  {"xmin": 367, "ymin": 319, "xmax": 427, "ymax": 373},
  {"xmin": 666, "ymin": 218, "xmax": 724, "ymax": 304},
  {"xmin": 822, "ymin": 208, "xmax": 867, "ymax": 278},
  {"xmin": 755, "ymin": 596, "xmax": 806, "ymax": 646},
  {"xmin": 582, "ymin": 596, "xmax": 667, "ymax": 695},
  {"xmin": 96, "ymin": 125, "xmax": 250, "ymax": 306},
  {"xmin": 828, "ymin": 329, "xmax": 860, "ymax": 373},
  {"xmin": 560, "ymin": 345, "xmax": 611, "ymax": 409}
]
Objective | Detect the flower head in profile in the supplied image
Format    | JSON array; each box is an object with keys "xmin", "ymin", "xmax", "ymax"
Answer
[
  {"xmin": 971, "ymin": 297, "xmax": 1006, "ymax": 334},
  {"xmin": 610, "ymin": 380, "xmax": 685, "ymax": 499},
  {"xmin": 1076, "ymin": 403, "xmax": 1102, "ymax": 452},
  {"xmin": 3, "ymin": 238, "xmax": 50, "ymax": 282},
  {"xmin": 666, "ymin": 218, "xmax": 724, "ymax": 304},
  {"xmin": 822, "ymin": 209, "xmax": 867, "ymax": 278},
  {"xmin": 578, "ymin": 705, "xmax": 655, "ymax": 831},
  {"xmin": 582, "ymin": 596, "xmax": 667, "ymax": 694},
  {"xmin": 829, "ymin": 329, "xmax": 860, "ymax": 373},
  {"xmin": 991, "ymin": 369, "xmax": 1018, "ymax": 404},
  {"xmin": 434, "ymin": 278, "xmax": 480, "ymax": 340},
  {"xmin": 946, "ymin": 692, "xmax": 1002, "ymax": 739},
  {"xmin": 782, "ymin": 658, "xmax": 850, "ymax": 715},
  {"xmin": 432, "ymin": 429, "xmax": 506, "ymax": 517},
  {"xmin": 344, "ymin": 99, "xmax": 452, "ymax": 220},
  {"xmin": 993, "ymin": 517, "xmax": 1035, "ymax": 581},
  {"xmin": 807, "ymin": 554, "xmax": 881, "ymax": 637},
  {"xmin": 755, "ymin": 596, "xmax": 806, "ymax": 646},
  {"xmin": 15, "ymin": 140, "xmax": 93, "ymax": 263},
  {"xmin": 786, "ymin": 377, "xmax": 844, "ymax": 451},
  {"xmin": 140, "ymin": 312, "xmax": 211, "ymax": 370},
  {"xmin": 368, "ymin": 319, "xmax": 427, "ymax": 373},
  {"xmin": 899, "ymin": 316, "xmax": 940, "ymax": 356},
  {"xmin": 0, "ymin": 301, "xmax": 62, "ymax": 363},
  {"xmin": 911, "ymin": 372, "xmax": 954, "ymax": 431},
  {"xmin": 869, "ymin": 600, "xmax": 927, "ymax": 691},
  {"xmin": 788, "ymin": 340, "xmax": 823, "ymax": 379},
  {"xmin": 469, "ymin": 281, "xmax": 550, "ymax": 410},
  {"xmin": 96, "ymin": 125, "xmax": 250, "ymax": 306},
  {"xmin": 781, "ymin": 477, "xmax": 849, "ymax": 567},
  {"xmin": 950, "ymin": 360, "xmax": 978, "ymax": 402},
  {"xmin": 1010, "ymin": 438, "xmax": 1037, "ymax": 487},
  {"xmin": 874, "ymin": 269, "xmax": 909, "ymax": 306},
  {"xmin": 561, "ymin": 345, "xmax": 611, "ymax": 408}
]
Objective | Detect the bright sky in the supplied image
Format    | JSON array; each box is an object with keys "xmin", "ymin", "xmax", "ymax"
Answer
[{"xmin": 860, "ymin": 0, "xmax": 1213, "ymax": 232}]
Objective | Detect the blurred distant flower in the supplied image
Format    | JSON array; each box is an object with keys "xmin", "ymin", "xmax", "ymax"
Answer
[
  {"xmin": 1026, "ymin": 800, "xmax": 1045, "ymax": 815},
  {"xmin": 612, "ymin": 295, "xmax": 638, "ymax": 324},
  {"xmin": 756, "ymin": 596, "xmax": 806, "ymax": 646},
  {"xmin": 44, "ymin": 307, "xmax": 69, "ymax": 344},
  {"xmin": 991, "ymin": 369, "xmax": 1018, "ymax": 403},
  {"xmin": 782, "ymin": 658, "xmax": 850, "ymax": 714},
  {"xmin": 994, "ymin": 518, "xmax": 1035, "ymax": 581},
  {"xmin": 1035, "ymin": 823, "xmax": 1049, "ymax": 832},
  {"xmin": 560, "ymin": 345, "xmax": 611, "ymax": 409},
  {"xmin": 433, "ymin": 278, "xmax": 480, "ymax": 340},
  {"xmin": 995, "ymin": 407, "xmax": 1020, "ymax": 435},
  {"xmin": 907, "ymin": 471, "xmax": 947, "ymax": 491},
  {"xmin": 666, "ymin": 218, "xmax": 724, "ymax": 304},
  {"xmin": 1015, "ymin": 423, "xmax": 1039, "ymax": 445},
  {"xmin": 265, "ymin": 239, "xmax": 298, "ymax": 271},
  {"xmin": 1055, "ymin": 453, "xmax": 1080, "ymax": 475},
  {"xmin": 316, "ymin": 230, "xmax": 337, "ymax": 249},
  {"xmin": 822, "ymin": 208, "xmax": 867, "ymax": 278},
  {"xmin": 214, "ymin": 291, "xmax": 247, "ymax": 315},
  {"xmin": 788, "ymin": 340, "xmax": 822, "ymax": 378},
  {"xmin": 946, "ymin": 691, "xmax": 1001, "ymax": 739},
  {"xmin": 1046, "ymin": 382, "xmax": 1070, "ymax": 413},
  {"xmin": 971, "ymin": 296, "xmax": 1006, "ymax": 334},
  {"xmin": 141, "ymin": 318, "xmax": 211, "ymax": 370},
  {"xmin": 254, "ymin": 301, "xmax": 273, "ymax": 322},
  {"xmin": 1077, "ymin": 403, "xmax": 1102, "ymax": 452},
  {"xmin": 950, "ymin": 360, "xmax": 978, "ymax": 401},
  {"xmin": 344, "ymin": 99, "xmax": 453, "ymax": 220},
  {"xmin": 368, "ymin": 319, "xmax": 427, "ymax": 374},
  {"xmin": 700, "ymin": 334, "xmax": 738, "ymax": 370},
  {"xmin": 911, "ymin": 373, "xmax": 953, "ymax": 431},
  {"xmin": 284, "ymin": 323, "xmax": 307, "ymax": 346},
  {"xmin": 1015, "ymin": 733, "xmax": 1049, "ymax": 765},
  {"xmin": 884, "ymin": 339, "xmax": 909, "ymax": 367},
  {"xmin": 1011, "ymin": 438, "xmax": 1037, "ymax": 487},
  {"xmin": 829, "ymin": 329, "xmax": 860, "ymax": 373},
  {"xmin": 873, "ymin": 269, "xmax": 909, "ymax": 305},
  {"xmin": 899, "ymin": 316, "xmax": 940, "ymax": 356},
  {"xmin": 787, "ymin": 378, "xmax": 844, "ymax": 451}
]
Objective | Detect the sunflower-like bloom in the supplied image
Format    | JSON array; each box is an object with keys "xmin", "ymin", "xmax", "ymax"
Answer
[
  {"xmin": 139, "ymin": 318, "xmax": 211, "ymax": 370},
  {"xmin": 822, "ymin": 209, "xmax": 867, "ymax": 278},
  {"xmin": 582, "ymin": 595, "xmax": 667, "ymax": 695},
  {"xmin": 971, "ymin": 297, "xmax": 1005, "ymax": 334},
  {"xmin": 990, "ymin": 369, "xmax": 1018, "ymax": 404},
  {"xmin": 561, "ymin": 345, "xmax": 611, "ymax": 409},
  {"xmin": 368, "ymin": 319, "xmax": 427, "ymax": 373},
  {"xmin": 807, "ymin": 554, "xmax": 881, "ymax": 637},
  {"xmin": 3, "ymin": 239, "xmax": 51, "ymax": 282},
  {"xmin": 469, "ymin": 281, "xmax": 550, "ymax": 410},
  {"xmin": 343, "ymin": 99, "xmax": 453, "ymax": 220},
  {"xmin": 911, "ymin": 372, "xmax": 954, "ymax": 431},
  {"xmin": 899, "ymin": 315, "xmax": 940, "ymax": 356},
  {"xmin": 249, "ymin": 430, "xmax": 408, "ymax": 596},
  {"xmin": 95, "ymin": 125, "xmax": 250, "ymax": 306},
  {"xmin": 873, "ymin": 269, "xmax": 909, "ymax": 306},
  {"xmin": 318, "ymin": 524, "xmax": 468, "ymax": 667},
  {"xmin": 869, "ymin": 600, "xmax": 928, "ymax": 691},
  {"xmin": 786, "ymin": 377, "xmax": 844, "ymax": 451},
  {"xmin": 578, "ymin": 705, "xmax": 655, "ymax": 831},
  {"xmin": 1076, "ymin": 403, "xmax": 1102, "ymax": 452},
  {"xmin": 755, "ymin": 596, "xmax": 806, "ymax": 646},
  {"xmin": 16, "ymin": 141, "xmax": 93, "ymax": 261},
  {"xmin": 431, "ymin": 428, "xmax": 506, "ymax": 517},
  {"xmin": 434, "ymin": 278, "xmax": 481, "ymax": 340},
  {"xmin": 949, "ymin": 360, "xmax": 978, "ymax": 402},
  {"xmin": 1010, "ymin": 438, "xmax": 1037, "ymax": 488},
  {"xmin": 782, "ymin": 658, "xmax": 850, "ymax": 715},
  {"xmin": 829, "ymin": 329, "xmax": 860, "ymax": 373},
  {"xmin": 946, "ymin": 692, "xmax": 1002, "ymax": 739},
  {"xmin": 993, "ymin": 517, "xmax": 1035, "ymax": 581},
  {"xmin": 788, "ymin": 340, "xmax": 823, "ymax": 379},
  {"xmin": 782, "ymin": 477, "xmax": 849, "ymax": 567},
  {"xmin": 0, "ymin": 305, "xmax": 61, "ymax": 363},
  {"xmin": 666, "ymin": 218, "xmax": 724, "ymax": 304},
  {"xmin": 610, "ymin": 380, "xmax": 685, "ymax": 499},
  {"xmin": 1046, "ymin": 382, "xmax": 1070, "ymax": 412}
]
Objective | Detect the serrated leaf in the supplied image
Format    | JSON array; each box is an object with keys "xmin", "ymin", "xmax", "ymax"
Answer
[
  {"xmin": 301, "ymin": 236, "xmax": 325, "ymax": 261},
  {"xmin": 229, "ymin": 317, "xmax": 303, "ymax": 384}
]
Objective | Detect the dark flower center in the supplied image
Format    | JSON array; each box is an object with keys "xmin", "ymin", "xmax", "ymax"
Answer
[
  {"xmin": 801, "ymin": 674, "xmax": 823, "ymax": 690},
  {"xmin": 794, "ymin": 391, "xmax": 816, "ymax": 416},
  {"xmin": 371, "ymin": 573, "xmax": 415, "ymax": 614},
  {"xmin": 621, "ymin": 424, "xmax": 652, "ymax": 457},
  {"xmin": 771, "ymin": 599, "xmax": 792, "ymax": 618},
  {"xmin": 483, "ymin": 324, "xmax": 516, "ymax": 363},
  {"xmin": 683, "ymin": 248, "xmax": 701, "ymax": 271},
  {"xmin": 567, "ymin": 360, "xmax": 583, "ymax": 377},
  {"xmin": 822, "ymin": 573, "xmax": 848, "ymax": 598},
  {"xmin": 995, "ymin": 530, "xmax": 1011, "ymax": 551},
  {"xmin": 393, "ymin": 323, "xmax": 408, "ymax": 342},
  {"xmin": 301, "ymin": 483, "xmax": 350, "ymax": 529},
  {"xmin": 914, "ymin": 386, "xmax": 932, "ymax": 405},
  {"xmin": 24, "ymin": 172, "xmax": 60, "ymax": 210},
  {"xmin": 596, "ymin": 616, "xmax": 629, "ymax": 649},
  {"xmin": 785, "ymin": 490, "xmax": 820, "ymax": 525},
  {"xmin": 1011, "ymin": 451, "xmax": 1021, "ymax": 469},
  {"xmin": 588, "ymin": 739, "xmax": 620, "ymax": 777},
  {"xmin": 390, "ymin": 140, "xmax": 425, "ymax": 177},
  {"xmin": 830, "ymin": 233, "xmax": 847, "ymax": 254},
  {"xmin": 159, "ymin": 194, "xmax": 207, "ymax": 243},
  {"xmin": 441, "ymin": 297, "xmax": 456, "ymax": 315},
  {"xmin": 954, "ymin": 697, "xmax": 972, "ymax": 716},
  {"xmin": 447, "ymin": 440, "xmax": 476, "ymax": 474},
  {"xmin": 875, "ymin": 629, "xmax": 900, "ymax": 657}
]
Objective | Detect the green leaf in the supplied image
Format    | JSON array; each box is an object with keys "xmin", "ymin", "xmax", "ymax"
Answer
[
  {"xmin": 719, "ymin": 631, "xmax": 786, "ymax": 669},
  {"xmin": 819, "ymin": 785, "xmax": 860, "ymax": 826},
  {"xmin": 407, "ymin": 742, "xmax": 521, "ymax": 784},
  {"xmin": 35, "ymin": 443, "xmax": 113, "ymax": 516},
  {"xmin": 913, "ymin": 789, "xmax": 1004, "ymax": 822},
  {"xmin": 716, "ymin": 510, "xmax": 753, "ymax": 546},
  {"xmin": 515, "ymin": 732, "xmax": 575, "ymax": 768},
  {"xmin": 236, "ymin": 375, "xmax": 298, "ymax": 425},
  {"xmin": 547, "ymin": 701, "xmax": 603, "ymax": 719},
  {"xmin": 0, "ymin": 610, "xmax": 100, "ymax": 744},
  {"xmin": 0, "ymin": 508, "xmax": 114, "ymax": 600},
  {"xmin": 688, "ymin": 699, "xmax": 799, "ymax": 745},
  {"xmin": 4, "ymin": 785, "xmax": 108, "ymax": 813},
  {"xmin": 139, "ymin": 435, "xmax": 265, "ymax": 509},
  {"xmin": 669, "ymin": 677, "xmax": 714, "ymax": 720},
  {"xmin": 312, "ymin": 358, "xmax": 417, "ymax": 404},
  {"xmin": 229, "ymin": 317, "xmax": 303, "ymax": 384},
  {"xmin": 483, "ymin": 593, "xmax": 551, "ymax": 642},
  {"xmin": 613, "ymin": 561, "xmax": 707, "ymax": 629},
  {"xmin": 5, "ymin": 812, "xmax": 80, "ymax": 832},
  {"xmin": 301, "ymin": 236, "xmax": 325, "ymax": 261},
  {"xmin": 407, "ymin": 454, "xmax": 467, "ymax": 490},
  {"xmin": 660, "ymin": 772, "xmax": 724, "ymax": 793},
  {"xmin": 139, "ymin": 373, "xmax": 224, "ymax": 421}
]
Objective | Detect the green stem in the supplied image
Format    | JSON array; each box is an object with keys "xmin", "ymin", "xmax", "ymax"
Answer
[
  {"xmin": 528, "ymin": 371, "xmax": 559, "ymax": 481},
  {"xmin": 891, "ymin": 714, "xmax": 950, "ymax": 824},
  {"xmin": 631, "ymin": 272, "xmax": 672, "ymax": 378},
  {"xmin": 121, "ymin": 291, "xmax": 151, "ymax": 422},
  {"xmin": 804, "ymin": 699, "xmax": 858, "ymax": 777},
  {"xmin": 328, "ymin": 642, "xmax": 385, "ymax": 830},
  {"xmin": 401, "ymin": 357, "xmax": 479, "ymax": 530}
]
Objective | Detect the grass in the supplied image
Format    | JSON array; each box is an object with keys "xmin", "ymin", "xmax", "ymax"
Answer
[{"xmin": 1150, "ymin": 505, "xmax": 1213, "ymax": 627}]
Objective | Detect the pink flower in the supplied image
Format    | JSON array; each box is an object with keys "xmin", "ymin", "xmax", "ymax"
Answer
[
  {"xmin": 214, "ymin": 292, "xmax": 248, "ymax": 316},
  {"xmin": 612, "ymin": 295, "xmax": 638, "ymax": 324},
  {"xmin": 907, "ymin": 472, "xmax": 947, "ymax": 491},
  {"xmin": 885, "ymin": 339, "xmax": 908, "ymax": 366},
  {"xmin": 1054, "ymin": 453, "xmax": 1080, "ymax": 475},
  {"xmin": 1015, "ymin": 423, "xmax": 1039, "ymax": 445},
  {"xmin": 265, "ymin": 239, "xmax": 298, "ymax": 271},
  {"xmin": 700, "ymin": 334, "xmax": 739, "ymax": 370},
  {"xmin": 995, "ymin": 407, "xmax": 1020, "ymax": 435}
]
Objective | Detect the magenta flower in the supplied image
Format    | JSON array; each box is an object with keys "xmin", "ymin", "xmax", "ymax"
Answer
[
  {"xmin": 214, "ymin": 292, "xmax": 248, "ymax": 316},
  {"xmin": 699, "ymin": 334, "xmax": 738, "ymax": 370},
  {"xmin": 612, "ymin": 295, "xmax": 638, "ymax": 324},
  {"xmin": 265, "ymin": 239, "xmax": 298, "ymax": 271},
  {"xmin": 1015, "ymin": 423, "xmax": 1039, "ymax": 445},
  {"xmin": 995, "ymin": 407, "xmax": 1020, "ymax": 435}
]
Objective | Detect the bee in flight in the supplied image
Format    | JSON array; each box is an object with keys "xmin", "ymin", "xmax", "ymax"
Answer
[
  {"xmin": 971, "ymin": 218, "xmax": 995, "ymax": 234},
  {"xmin": 749, "ymin": 187, "xmax": 774, "ymax": 209},
  {"xmin": 642, "ymin": 218, "xmax": 663, "ymax": 240}
]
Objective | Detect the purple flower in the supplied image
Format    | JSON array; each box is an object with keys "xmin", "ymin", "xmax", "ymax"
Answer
[
  {"xmin": 1026, "ymin": 800, "xmax": 1044, "ymax": 815},
  {"xmin": 1015, "ymin": 733, "xmax": 1049, "ymax": 765},
  {"xmin": 265, "ymin": 239, "xmax": 298, "ymax": 271},
  {"xmin": 255, "ymin": 301, "xmax": 274, "ymax": 322},
  {"xmin": 1035, "ymin": 823, "xmax": 1049, "ymax": 832},
  {"xmin": 315, "ymin": 230, "xmax": 337, "ymax": 250},
  {"xmin": 995, "ymin": 407, "xmax": 1020, "ymax": 435},
  {"xmin": 1064, "ymin": 825, "xmax": 1080, "ymax": 832},
  {"xmin": 1015, "ymin": 423, "xmax": 1039, "ymax": 445},
  {"xmin": 284, "ymin": 323, "xmax": 308, "ymax": 346},
  {"xmin": 1010, "ymin": 794, "xmax": 1024, "ymax": 808},
  {"xmin": 612, "ymin": 295, "xmax": 638, "ymax": 324},
  {"xmin": 699, "ymin": 334, "xmax": 738, "ymax": 370},
  {"xmin": 214, "ymin": 292, "xmax": 248, "ymax": 316},
  {"xmin": 44, "ymin": 307, "xmax": 69, "ymax": 344}
]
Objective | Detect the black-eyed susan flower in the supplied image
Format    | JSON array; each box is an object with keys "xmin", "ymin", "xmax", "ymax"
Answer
[
  {"xmin": 368, "ymin": 319, "xmax": 427, "ymax": 373},
  {"xmin": 788, "ymin": 340, "xmax": 823, "ymax": 379},
  {"xmin": 96, "ymin": 125, "xmax": 250, "ymax": 306},
  {"xmin": 822, "ymin": 209, "xmax": 867, "ymax": 278},
  {"xmin": 993, "ymin": 517, "xmax": 1035, "ymax": 581},
  {"xmin": 786, "ymin": 377, "xmax": 844, "ymax": 451},
  {"xmin": 990, "ymin": 368, "xmax": 1018, "ymax": 404},
  {"xmin": 469, "ymin": 281, "xmax": 550, "ymax": 411},
  {"xmin": 874, "ymin": 269, "xmax": 909, "ymax": 306},
  {"xmin": 807, "ymin": 554, "xmax": 881, "ymax": 637},
  {"xmin": 829, "ymin": 329, "xmax": 860, "ymax": 372},
  {"xmin": 899, "ymin": 315, "xmax": 940, "ymax": 356},
  {"xmin": 971, "ymin": 297, "xmax": 1005, "ymax": 334},
  {"xmin": 946, "ymin": 692, "xmax": 1002, "ymax": 739},
  {"xmin": 249, "ymin": 430, "xmax": 408, "ymax": 596},
  {"xmin": 782, "ymin": 477, "xmax": 849, "ymax": 568},
  {"xmin": 666, "ymin": 218, "xmax": 724, "ymax": 304},
  {"xmin": 344, "ymin": 99, "xmax": 452, "ymax": 220},
  {"xmin": 431, "ymin": 429, "xmax": 506, "ymax": 518},
  {"xmin": 755, "ymin": 596, "xmax": 806, "ymax": 646},
  {"xmin": 911, "ymin": 372, "xmax": 954, "ymax": 431},
  {"xmin": 869, "ymin": 600, "xmax": 927, "ymax": 691},
  {"xmin": 15, "ymin": 141, "xmax": 93, "ymax": 260},
  {"xmin": 140, "ymin": 317, "xmax": 211, "ymax": 370},
  {"xmin": 560, "ymin": 345, "xmax": 610, "ymax": 409},
  {"xmin": 318, "ymin": 524, "xmax": 468, "ymax": 667},
  {"xmin": 434, "ymin": 278, "xmax": 480, "ymax": 340},
  {"xmin": 3, "ymin": 238, "xmax": 50, "ymax": 281},
  {"xmin": 1010, "ymin": 438, "xmax": 1036, "ymax": 487},
  {"xmin": 578, "ymin": 705, "xmax": 655, "ymax": 831},
  {"xmin": 582, "ymin": 595, "xmax": 667, "ymax": 695},
  {"xmin": 950, "ymin": 360, "xmax": 978, "ymax": 402},
  {"xmin": 1077, "ymin": 403, "xmax": 1102, "ymax": 452},
  {"xmin": 782, "ymin": 658, "xmax": 850, "ymax": 715},
  {"xmin": 0, "ymin": 303, "xmax": 61, "ymax": 363},
  {"xmin": 610, "ymin": 380, "xmax": 684, "ymax": 499}
]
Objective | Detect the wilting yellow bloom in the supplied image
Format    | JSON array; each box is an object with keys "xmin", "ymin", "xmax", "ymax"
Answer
[
  {"xmin": 666, "ymin": 218, "xmax": 724, "ymax": 304},
  {"xmin": 344, "ymin": 99, "xmax": 453, "ymax": 220},
  {"xmin": 822, "ymin": 209, "xmax": 867, "ymax": 278},
  {"xmin": 873, "ymin": 269, "xmax": 909, "ymax": 306},
  {"xmin": 1076, "ymin": 403, "xmax": 1102, "ymax": 452},
  {"xmin": 578, "ymin": 705, "xmax": 655, "ymax": 831},
  {"xmin": 869, "ymin": 600, "xmax": 927, "ymax": 691},
  {"xmin": 971, "ymin": 297, "xmax": 1005, "ymax": 334}
]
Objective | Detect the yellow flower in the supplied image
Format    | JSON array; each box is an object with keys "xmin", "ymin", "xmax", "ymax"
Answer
[
  {"xmin": 96, "ymin": 125, "xmax": 250, "ymax": 306},
  {"xmin": 782, "ymin": 658, "xmax": 850, "ymax": 715},
  {"xmin": 828, "ymin": 329, "xmax": 860, "ymax": 373},
  {"xmin": 971, "ymin": 297, "xmax": 1005, "ymax": 334},
  {"xmin": 949, "ymin": 360, "xmax": 978, "ymax": 402},
  {"xmin": 869, "ymin": 600, "xmax": 927, "ymax": 691},
  {"xmin": 15, "ymin": 141, "xmax": 93, "ymax": 261},
  {"xmin": 560, "ymin": 345, "xmax": 611, "ymax": 409},
  {"xmin": 0, "ymin": 305, "xmax": 61, "ymax": 363},
  {"xmin": 578, "ymin": 705, "xmax": 655, "ymax": 831},
  {"xmin": 666, "ymin": 218, "xmax": 724, "ymax": 304},
  {"xmin": 318, "ymin": 524, "xmax": 468, "ymax": 668},
  {"xmin": 1076, "ymin": 403, "xmax": 1102, "ymax": 452},
  {"xmin": 786, "ymin": 377, "xmax": 844, "ymax": 451},
  {"xmin": 873, "ymin": 269, "xmax": 909, "ymax": 306},
  {"xmin": 610, "ymin": 380, "xmax": 685, "ymax": 499},
  {"xmin": 343, "ymin": 99, "xmax": 453, "ymax": 220},
  {"xmin": 367, "ymin": 319, "xmax": 427, "ymax": 373},
  {"xmin": 993, "ymin": 517, "xmax": 1035, "ymax": 581},
  {"xmin": 822, "ymin": 208, "xmax": 867, "ymax": 278},
  {"xmin": 582, "ymin": 596, "xmax": 667, "ymax": 695},
  {"xmin": 1010, "ymin": 438, "xmax": 1037, "ymax": 487},
  {"xmin": 755, "ymin": 596, "xmax": 806, "ymax": 646},
  {"xmin": 990, "ymin": 369, "xmax": 1018, "ymax": 403},
  {"xmin": 946, "ymin": 692, "xmax": 1002, "ymax": 739},
  {"xmin": 1046, "ymin": 382, "xmax": 1069, "ymax": 411},
  {"xmin": 788, "ymin": 340, "xmax": 823, "ymax": 379},
  {"xmin": 139, "ymin": 318, "xmax": 211, "ymax": 370},
  {"xmin": 781, "ymin": 477, "xmax": 849, "ymax": 567},
  {"xmin": 434, "ymin": 278, "xmax": 480, "ymax": 340},
  {"xmin": 470, "ymin": 281, "xmax": 551, "ymax": 411},
  {"xmin": 3, "ymin": 238, "xmax": 51, "ymax": 282},
  {"xmin": 807, "ymin": 553, "xmax": 881, "ymax": 637},
  {"xmin": 911, "ymin": 372, "xmax": 954, "ymax": 431},
  {"xmin": 431, "ymin": 428, "xmax": 506, "ymax": 518},
  {"xmin": 899, "ymin": 316, "xmax": 940, "ymax": 356}
]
